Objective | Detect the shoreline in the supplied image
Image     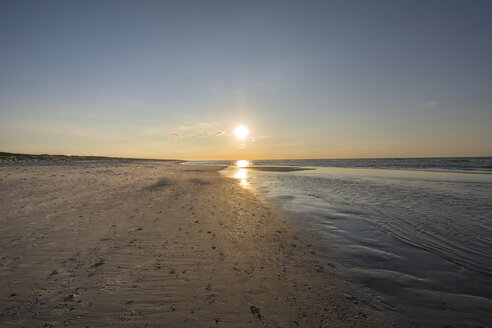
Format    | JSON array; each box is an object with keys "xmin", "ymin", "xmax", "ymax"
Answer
[
  {"xmin": 221, "ymin": 163, "xmax": 492, "ymax": 327},
  {"xmin": 0, "ymin": 161, "xmax": 386, "ymax": 327}
]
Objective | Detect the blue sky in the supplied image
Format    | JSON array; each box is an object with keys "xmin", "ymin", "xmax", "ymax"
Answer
[{"xmin": 1, "ymin": 0, "xmax": 491, "ymax": 159}]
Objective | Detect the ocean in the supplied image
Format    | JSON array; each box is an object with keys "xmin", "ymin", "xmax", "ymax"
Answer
[{"xmin": 186, "ymin": 158, "xmax": 492, "ymax": 326}]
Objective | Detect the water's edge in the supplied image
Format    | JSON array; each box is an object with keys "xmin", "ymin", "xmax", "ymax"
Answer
[{"xmin": 207, "ymin": 161, "xmax": 492, "ymax": 327}]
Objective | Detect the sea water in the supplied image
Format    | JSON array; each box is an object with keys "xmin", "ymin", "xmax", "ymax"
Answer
[{"xmin": 187, "ymin": 158, "xmax": 492, "ymax": 325}]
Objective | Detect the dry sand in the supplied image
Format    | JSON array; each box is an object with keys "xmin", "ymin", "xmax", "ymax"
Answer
[{"xmin": 0, "ymin": 161, "xmax": 386, "ymax": 327}]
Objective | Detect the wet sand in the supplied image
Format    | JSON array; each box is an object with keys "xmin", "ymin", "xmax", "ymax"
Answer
[
  {"xmin": 247, "ymin": 166, "xmax": 314, "ymax": 172},
  {"xmin": 0, "ymin": 161, "xmax": 387, "ymax": 327}
]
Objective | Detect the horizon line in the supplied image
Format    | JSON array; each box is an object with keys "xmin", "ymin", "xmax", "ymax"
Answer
[{"xmin": 1, "ymin": 151, "xmax": 491, "ymax": 162}]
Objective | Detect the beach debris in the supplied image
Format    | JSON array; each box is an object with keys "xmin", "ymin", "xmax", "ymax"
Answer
[
  {"xmin": 360, "ymin": 240, "xmax": 367, "ymax": 243},
  {"xmin": 250, "ymin": 305, "xmax": 262, "ymax": 321},
  {"xmin": 326, "ymin": 262, "xmax": 336, "ymax": 269},
  {"xmin": 169, "ymin": 269, "xmax": 176, "ymax": 274},
  {"xmin": 346, "ymin": 296, "xmax": 359, "ymax": 304},
  {"xmin": 92, "ymin": 258, "xmax": 105, "ymax": 268},
  {"xmin": 63, "ymin": 293, "xmax": 76, "ymax": 302},
  {"xmin": 206, "ymin": 293, "xmax": 217, "ymax": 304}
]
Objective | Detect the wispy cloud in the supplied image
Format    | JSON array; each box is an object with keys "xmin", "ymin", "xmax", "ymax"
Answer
[
  {"xmin": 168, "ymin": 131, "xmax": 186, "ymax": 140},
  {"xmin": 168, "ymin": 122, "xmax": 227, "ymax": 141},
  {"xmin": 196, "ymin": 131, "xmax": 211, "ymax": 138},
  {"xmin": 197, "ymin": 122, "xmax": 211, "ymax": 129},
  {"xmin": 196, "ymin": 130, "xmax": 227, "ymax": 138},
  {"xmin": 251, "ymin": 135, "xmax": 269, "ymax": 143}
]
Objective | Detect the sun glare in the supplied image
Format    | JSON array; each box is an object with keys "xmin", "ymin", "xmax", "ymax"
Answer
[
  {"xmin": 236, "ymin": 160, "xmax": 249, "ymax": 167},
  {"xmin": 234, "ymin": 125, "xmax": 249, "ymax": 140},
  {"xmin": 234, "ymin": 168, "xmax": 249, "ymax": 187}
]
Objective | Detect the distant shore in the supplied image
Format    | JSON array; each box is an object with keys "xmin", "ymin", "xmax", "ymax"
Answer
[
  {"xmin": 0, "ymin": 151, "xmax": 178, "ymax": 164},
  {"xmin": 0, "ymin": 160, "xmax": 385, "ymax": 327}
]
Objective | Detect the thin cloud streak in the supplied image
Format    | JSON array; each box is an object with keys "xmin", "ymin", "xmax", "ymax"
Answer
[
  {"xmin": 168, "ymin": 132, "xmax": 185, "ymax": 140},
  {"xmin": 168, "ymin": 121, "xmax": 227, "ymax": 141}
]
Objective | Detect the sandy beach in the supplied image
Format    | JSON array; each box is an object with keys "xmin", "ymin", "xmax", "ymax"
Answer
[{"xmin": 0, "ymin": 160, "xmax": 386, "ymax": 327}]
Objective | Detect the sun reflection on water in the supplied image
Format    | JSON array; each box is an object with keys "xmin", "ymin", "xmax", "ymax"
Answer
[
  {"xmin": 236, "ymin": 160, "xmax": 249, "ymax": 168},
  {"xmin": 233, "ymin": 160, "xmax": 250, "ymax": 187}
]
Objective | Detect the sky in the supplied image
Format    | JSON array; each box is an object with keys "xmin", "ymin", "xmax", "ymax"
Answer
[{"xmin": 1, "ymin": 0, "xmax": 491, "ymax": 160}]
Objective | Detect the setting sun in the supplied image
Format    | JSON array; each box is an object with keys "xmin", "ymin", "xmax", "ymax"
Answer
[{"xmin": 234, "ymin": 125, "xmax": 249, "ymax": 140}]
